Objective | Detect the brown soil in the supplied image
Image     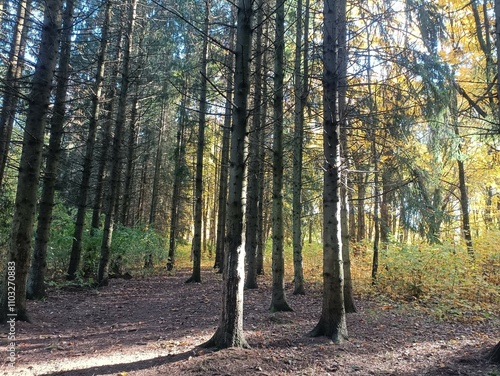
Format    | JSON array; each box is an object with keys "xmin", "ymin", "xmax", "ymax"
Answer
[{"xmin": 2, "ymin": 269, "xmax": 499, "ymax": 376}]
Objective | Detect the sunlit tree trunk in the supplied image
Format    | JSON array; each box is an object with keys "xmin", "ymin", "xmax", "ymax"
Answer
[
  {"xmin": 214, "ymin": 22, "xmax": 235, "ymax": 273},
  {"xmin": 187, "ymin": 0, "xmax": 210, "ymax": 284},
  {"xmin": 310, "ymin": 0, "xmax": 348, "ymax": 343},
  {"xmin": 0, "ymin": 0, "xmax": 30, "ymax": 188},
  {"xmin": 98, "ymin": 0, "xmax": 138, "ymax": 286},
  {"xmin": 67, "ymin": 0, "xmax": 113, "ymax": 278},
  {"xmin": 336, "ymin": 0, "xmax": 355, "ymax": 312},
  {"xmin": 27, "ymin": 0, "xmax": 75, "ymax": 299},
  {"xmin": 0, "ymin": 0, "xmax": 63, "ymax": 322},
  {"xmin": 245, "ymin": 0, "xmax": 264, "ymax": 290},
  {"xmin": 202, "ymin": 0, "xmax": 252, "ymax": 349}
]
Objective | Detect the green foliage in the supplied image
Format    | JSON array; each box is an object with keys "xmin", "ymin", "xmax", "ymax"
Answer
[
  {"xmin": 46, "ymin": 203, "xmax": 167, "ymax": 279},
  {"xmin": 0, "ymin": 186, "xmax": 15, "ymax": 271},
  {"xmin": 109, "ymin": 224, "xmax": 167, "ymax": 270}
]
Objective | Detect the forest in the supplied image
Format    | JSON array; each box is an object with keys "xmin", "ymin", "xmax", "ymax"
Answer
[{"xmin": 0, "ymin": 0, "xmax": 499, "ymax": 374}]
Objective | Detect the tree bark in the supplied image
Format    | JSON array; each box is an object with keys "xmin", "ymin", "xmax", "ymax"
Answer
[
  {"xmin": 201, "ymin": 0, "xmax": 252, "ymax": 349},
  {"xmin": 0, "ymin": 0, "xmax": 63, "ymax": 322},
  {"xmin": 167, "ymin": 88, "xmax": 188, "ymax": 272},
  {"xmin": 244, "ymin": 0, "xmax": 264, "ymax": 290},
  {"xmin": 27, "ymin": 0, "xmax": 75, "ymax": 299},
  {"xmin": 98, "ymin": 0, "xmax": 138, "ymax": 286},
  {"xmin": 0, "ymin": 0, "xmax": 30, "ymax": 189},
  {"xmin": 489, "ymin": 341, "xmax": 500, "ymax": 363},
  {"xmin": 270, "ymin": 0, "xmax": 293, "ymax": 313},
  {"xmin": 67, "ymin": 0, "xmax": 113, "ymax": 279},
  {"xmin": 120, "ymin": 87, "xmax": 140, "ymax": 226},
  {"xmin": 213, "ymin": 24, "xmax": 234, "ymax": 273},
  {"xmin": 187, "ymin": 0, "xmax": 210, "ymax": 284},
  {"xmin": 310, "ymin": 0, "xmax": 348, "ymax": 343},
  {"xmin": 292, "ymin": 0, "xmax": 309, "ymax": 296},
  {"xmin": 451, "ymin": 86, "xmax": 474, "ymax": 257}
]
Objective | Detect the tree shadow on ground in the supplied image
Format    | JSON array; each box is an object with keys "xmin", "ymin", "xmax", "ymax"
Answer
[{"xmin": 38, "ymin": 349, "xmax": 201, "ymax": 376}]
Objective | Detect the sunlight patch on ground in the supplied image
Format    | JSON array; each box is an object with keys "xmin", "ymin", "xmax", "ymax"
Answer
[{"xmin": 3, "ymin": 335, "xmax": 212, "ymax": 376}]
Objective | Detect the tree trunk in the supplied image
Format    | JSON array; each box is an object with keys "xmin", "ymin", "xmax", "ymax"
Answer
[
  {"xmin": 244, "ymin": 0, "xmax": 264, "ymax": 290},
  {"xmin": 201, "ymin": 0, "xmax": 252, "ymax": 349},
  {"xmin": 291, "ymin": 0, "xmax": 309, "ymax": 296},
  {"xmin": 490, "ymin": 341, "xmax": 500, "ymax": 363},
  {"xmin": 451, "ymin": 87, "xmax": 474, "ymax": 257},
  {"xmin": 149, "ymin": 104, "xmax": 165, "ymax": 227},
  {"xmin": 121, "ymin": 87, "xmax": 140, "ymax": 226},
  {"xmin": 187, "ymin": 0, "xmax": 210, "ymax": 284},
  {"xmin": 98, "ymin": 0, "xmax": 138, "ymax": 286},
  {"xmin": 90, "ymin": 34, "xmax": 122, "ymax": 234},
  {"xmin": 310, "ymin": 0, "xmax": 348, "ymax": 343},
  {"xmin": 214, "ymin": 15, "xmax": 235, "ymax": 273},
  {"xmin": 167, "ymin": 86, "xmax": 188, "ymax": 272},
  {"xmin": 0, "ymin": 0, "xmax": 30, "ymax": 188},
  {"xmin": 256, "ymin": 24, "xmax": 270, "ymax": 276},
  {"xmin": 67, "ymin": 0, "xmax": 113, "ymax": 279},
  {"xmin": 27, "ymin": 0, "xmax": 75, "ymax": 300},
  {"xmin": 0, "ymin": 0, "xmax": 63, "ymax": 323},
  {"xmin": 270, "ymin": 0, "xmax": 293, "ymax": 313},
  {"xmin": 356, "ymin": 177, "xmax": 367, "ymax": 242},
  {"xmin": 367, "ymin": 43, "xmax": 380, "ymax": 282}
]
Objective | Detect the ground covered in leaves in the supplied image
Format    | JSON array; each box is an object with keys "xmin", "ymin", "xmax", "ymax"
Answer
[{"xmin": 2, "ymin": 269, "xmax": 499, "ymax": 375}]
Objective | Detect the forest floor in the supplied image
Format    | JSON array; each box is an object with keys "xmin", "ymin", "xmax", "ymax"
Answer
[{"xmin": 1, "ymin": 269, "xmax": 499, "ymax": 376}]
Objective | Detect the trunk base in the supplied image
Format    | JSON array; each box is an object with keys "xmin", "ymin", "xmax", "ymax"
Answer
[
  {"xmin": 201, "ymin": 327, "xmax": 250, "ymax": 350},
  {"xmin": 489, "ymin": 341, "xmax": 500, "ymax": 363}
]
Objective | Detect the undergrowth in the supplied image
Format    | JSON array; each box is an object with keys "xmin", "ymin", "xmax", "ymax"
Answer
[{"xmin": 0, "ymin": 194, "xmax": 497, "ymax": 322}]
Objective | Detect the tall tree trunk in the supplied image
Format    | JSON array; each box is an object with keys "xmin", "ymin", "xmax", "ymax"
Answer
[
  {"xmin": 27, "ymin": 0, "xmax": 75, "ymax": 300},
  {"xmin": 451, "ymin": 87, "xmax": 474, "ymax": 257},
  {"xmin": 149, "ymin": 104, "xmax": 165, "ymax": 226},
  {"xmin": 98, "ymin": 0, "xmax": 138, "ymax": 286},
  {"xmin": 0, "ymin": 0, "xmax": 63, "ymax": 323},
  {"xmin": 256, "ymin": 24, "xmax": 270, "ymax": 276},
  {"xmin": 336, "ymin": 0, "xmax": 355, "ymax": 312},
  {"xmin": 167, "ymin": 89, "xmax": 188, "ymax": 271},
  {"xmin": 310, "ymin": 0, "xmax": 348, "ymax": 343},
  {"xmin": 244, "ymin": 0, "xmax": 264, "ymax": 290},
  {"xmin": 201, "ymin": 0, "xmax": 252, "ymax": 349},
  {"xmin": 187, "ymin": 0, "xmax": 210, "ymax": 284},
  {"xmin": 120, "ymin": 85, "xmax": 140, "ymax": 226},
  {"xmin": 270, "ymin": 0, "xmax": 293, "ymax": 313},
  {"xmin": 67, "ymin": 0, "xmax": 113, "ymax": 279},
  {"xmin": 292, "ymin": 0, "xmax": 309, "ymax": 296},
  {"xmin": 0, "ymin": 0, "xmax": 30, "ymax": 189},
  {"xmin": 356, "ymin": 176, "xmax": 367, "ymax": 243},
  {"xmin": 214, "ymin": 17, "xmax": 235, "ymax": 273},
  {"xmin": 371, "ymin": 134, "xmax": 380, "ymax": 282},
  {"xmin": 90, "ymin": 29, "xmax": 123, "ymax": 234},
  {"xmin": 367, "ymin": 44, "xmax": 380, "ymax": 282}
]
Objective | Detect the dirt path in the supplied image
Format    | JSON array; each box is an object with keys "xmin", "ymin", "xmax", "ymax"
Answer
[{"xmin": 1, "ymin": 269, "xmax": 499, "ymax": 375}]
